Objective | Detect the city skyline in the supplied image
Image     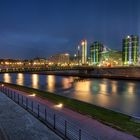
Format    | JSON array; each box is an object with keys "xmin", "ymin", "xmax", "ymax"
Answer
[{"xmin": 0, "ymin": 0, "xmax": 139, "ymax": 59}]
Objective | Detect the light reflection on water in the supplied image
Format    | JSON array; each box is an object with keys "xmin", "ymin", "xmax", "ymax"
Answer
[
  {"xmin": 0, "ymin": 73, "xmax": 140, "ymax": 117},
  {"xmin": 3, "ymin": 73, "xmax": 11, "ymax": 83},
  {"xmin": 31, "ymin": 74, "xmax": 39, "ymax": 89},
  {"xmin": 16, "ymin": 73, "xmax": 24, "ymax": 85},
  {"xmin": 74, "ymin": 80, "xmax": 91, "ymax": 101},
  {"xmin": 127, "ymin": 83, "xmax": 135, "ymax": 94},
  {"xmin": 111, "ymin": 81, "xmax": 117, "ymax": 94},
  {"xmin": 47, "ymin": 75, "xmax": 55, "ymax": 92}
]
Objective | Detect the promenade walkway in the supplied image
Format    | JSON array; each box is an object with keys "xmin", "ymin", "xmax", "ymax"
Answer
[
  {"xmin": 0, "ymin": 86, "xmax": 140, "ymax": 140},
  {"xmin": 26, "ymin": 96, "xmax": 140, "ymax": 140},
  {"xmin": 0, "ymin": 92, "xmax": 62, "ymax": 140}
]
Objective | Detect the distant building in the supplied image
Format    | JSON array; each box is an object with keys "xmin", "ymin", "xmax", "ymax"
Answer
[
  {"xmin": 31, "ymin": 58, "xmax": 48, "ymax": 67},
  {"xmin": 100, "ymin": 50, "xmax": 122, "ymax": 66},
  {"xmin": 122, "ymin": 35, "xmax": 139, "ymax": 65},
  {"xmin": 81, "ymin": 40, "xmax": 87, "ymax": 64},
  {"xmin": 90, "ymin": 42, "xmax": 103, "ymax": 65},
  {"xmin": 138, "ymin": 53, "xmax": 140, "ymax": 65},
  {"xmin": 47, "ymin": 53, "xmax": 70, "ymax": 66},
  {"xmin": 77, "ymin": 45, "xmax": 81, "ymax": 65}
]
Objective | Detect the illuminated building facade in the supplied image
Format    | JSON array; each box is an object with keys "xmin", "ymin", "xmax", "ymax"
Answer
[
  {"xmin": 81, "ymin": 40, "xmax": 87, "ymax": 64},
  {"xmin": 47, "ymin": 53, "xmax": 70, "ymax": 66},
  {"xmin": 122, "ymin": 35, "xmax": 139, "ymax": 65},
  {"xmin": 90, "ymin": 42, "xmax": 103, "ymax": 65},
  {"xmin": 100, "ymin": 50, "xmax": 122, "ymax": 66},
  {"xmin": 77, "ymin": 45, "xmax": 81, "ymax": 65}
]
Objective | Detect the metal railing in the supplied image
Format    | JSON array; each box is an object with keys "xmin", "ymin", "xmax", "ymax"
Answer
[{"xmin": 0, "ymin": 85, "xmax": 100, "ymax": 140}]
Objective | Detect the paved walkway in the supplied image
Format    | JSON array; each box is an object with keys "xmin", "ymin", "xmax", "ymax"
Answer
[
  {"xmin": 0, "ymin": 92, "xmax": 62, "ymax": 140},
  {"xmin": 9, "ymin": 88, "xmax": 140, "ymax": 140}
]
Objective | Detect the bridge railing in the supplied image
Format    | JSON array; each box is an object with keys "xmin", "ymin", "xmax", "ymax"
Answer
[{"xmin": 0, "ymin": 85, "xmax": 100, "ymax": 140}]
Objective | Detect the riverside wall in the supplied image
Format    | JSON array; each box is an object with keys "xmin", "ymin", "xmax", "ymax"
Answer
[{"xmin": 34, "ymin": 67, "xmax": 140, "ymax": 80}]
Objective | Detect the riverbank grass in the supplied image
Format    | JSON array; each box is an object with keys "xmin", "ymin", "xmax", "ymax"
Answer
[{"xmin": 1, "ymin": 82, "xmax": 140, "ymax": 138}]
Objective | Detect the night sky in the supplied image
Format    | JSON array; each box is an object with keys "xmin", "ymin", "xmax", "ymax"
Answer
[{"xmin": 0, "ymin": 0, "xmax": 139, "ymax": 59}]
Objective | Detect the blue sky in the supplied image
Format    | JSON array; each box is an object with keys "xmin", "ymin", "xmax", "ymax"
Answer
[{"xmin": 0, "ymin": 0, "xmax": 139, "ymax": 59}]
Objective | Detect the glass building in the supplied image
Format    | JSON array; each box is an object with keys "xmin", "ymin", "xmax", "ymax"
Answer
[
  {"xmin": 81, "ymin": 40, "xmax": 87, "ymax": 65},
  {"xmin": 90, "ymin": 42, "xmax": 103, "ymax": 65},
  {"xmin": 122, "ymin": 35, "xmax": 139, "ymax": 65}
]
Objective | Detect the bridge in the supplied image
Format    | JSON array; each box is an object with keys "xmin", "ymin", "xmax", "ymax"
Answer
[{"xmin": 0, "ymin": 66, "xmax": 140, "ymax": 80}]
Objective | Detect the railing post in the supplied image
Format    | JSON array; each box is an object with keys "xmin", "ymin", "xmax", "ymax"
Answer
[
  {"xmin": 79, "ymin": 129, "xmax": 81, "ymax": 140},
  {"xmin": 5, "ymin": 88, "xmax": 7, "ymax": 94},
  {"xmin": 53, "ymin": 114, "xmax": 56, "ymax": 129},
  {"xmin": 22, "ymin": 96, "xmax": 23, "ymax": 105},
  {"xmin": 26, "ymin": 98, "xmax": 28, "ymax": 109},
  {"xmin": 65, "ymin": 120, "xmax": 67, "ymax": 138},
  {"xmin": 45, "ymin": 108, "xmax": 47, "ymax": 121},
  {"xmin": 9, "ymin": 90, "xmax": 11, "ymax": 98},
  {"xmin": 9, "ymin": 89, "xmax": 10, "ymax": 97},
  {"xmin": 3, "ymin": 87, "xmax": 5, "ymax": 94},
  {"xmin": 8, "ymin": 89, "xmax": 9, "ymax": 97},
  {"xmin": 18, "ymin": 94, "xmax": 19, "ymax": 104},
  {"xmin": 38, "ymin": 104, "xmax": 40, "ymax": 118},
  {"xmin": 31, "ymin": 101, "xmax": 33, "ymax": 111},
  {"xmin": 10, "ymin": 90, "xmax": 11, "ymax": 98},
  {"xmin": 4, "ymin": 87, "xmax": 5, "ymax": 93},
  {"xmin": 11, "ymin": 91, "xmax": 13, "ymax": 99},
  {"xmin": 14, "ymin": 92, "xmax": 15, "ymax": 101}
]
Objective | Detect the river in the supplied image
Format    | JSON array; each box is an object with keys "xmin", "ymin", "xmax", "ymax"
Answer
[{"xmin": 0, "ymin": 73, "xmax": 140, "ymax": 117}]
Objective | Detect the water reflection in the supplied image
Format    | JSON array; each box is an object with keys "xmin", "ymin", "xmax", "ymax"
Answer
[
  {"xmin": 97, "ymin": 94, "xmax": 110, "ymax": 107},
  {"xmin": 99, "ymin": 83, "xmax": 107, "ymax": 93},
  {"xmin": 127, "ymin": 83, "xmax": 135, "ymax": 94},
  {"xmin": 75, "ymin": 80, "xmax": 91, "ymax": 92},
  {"xmin": 111, "ymin": 81, "xmax": 117, "ymax": 94},
  {"xmin": 47, "ymin": 75, "xmax": 55, "ymax": 92},
  {"xmin": 62, "ymin": 77, "xmax": 72, "ymax": 89},
  {"xmin": 16, "ymin": 73, "xmax": 24, "ymax": 85},
  {"xmin": 31, "ymin": 74, "xmax": 39, "ymax": 89},
  {"xmin": 74, "ymin": 80, "xmax": 92, "ymax": 101},
  {"xmin": 3, "ymin": 73, "xmax": 11, "ymax": 83},
  {"xmin": 0, "ymin": 73, "xmax": 140, "ymax": 117}
]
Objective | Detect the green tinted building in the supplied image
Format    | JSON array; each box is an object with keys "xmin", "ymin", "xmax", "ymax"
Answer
[
  {"xmin": 90, "ymin": 42, "xmax": 103, "ymax": 65},
  {"xmin": 122, "ymin": 35, "xmax": 139, "ymax": 65}
]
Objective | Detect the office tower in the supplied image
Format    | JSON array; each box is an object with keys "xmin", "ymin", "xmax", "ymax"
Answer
[
  {"xmin": 122, "ymin": 35, "xmax": 139, "ymax": 65},
  {"xmin": 90, "ymin": 41, "xmax": 103, "ymax": 65},
  {"xmin": 77, "ymin": 45, "xmax": 81, "ymax": 65},
  {"xmin": 81, "ymin": 40, "xmax": 87, "ymax": 64}
]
